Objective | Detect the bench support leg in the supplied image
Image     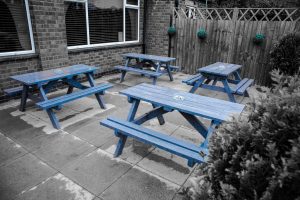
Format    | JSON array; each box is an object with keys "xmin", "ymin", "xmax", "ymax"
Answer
[
  {"xmin": 212, "ymin": 79, "xmax": 218, "ymax": 86},
  {"xmin": 221, "ymin": 79, "xmax": 236, "ymax": 103},
  {"xmin": 46, "ymin": 109, "xmax": 60, "ymax": 129},
  {"xmin": 180, "ymin": 112, "xmax": 208, "ymax": 138},
  {"xmin": 114, "ymin": 99, "xmax": 140, "ymax": 157},
  {"xmin": 120, "ymin": 71, "xmax": 126, "ymax": 83},
  {"xmin": 152, "ymin": 77, "xmax": 157, "ymax": 85},
  {"xmin": 166, "ymin": 63, "xmax": 174, "ymax": 81},
  {"xmin": 152, "ymin": 104, "xmax": 165, "ymax": 125},
  {"xmin": 189, "ymin": 76, "xmax": 206, "ymax": 93},
  {"xmin": 187, "ymin": 159, "xmax": 196, "ymax": 168},
  {"xmin": 86, "ymin": 73, "xmax": 106, "ymax": 109},
  {"xmin": 19, "ymin": 85, "xmax": 29, "ymax": 112}
]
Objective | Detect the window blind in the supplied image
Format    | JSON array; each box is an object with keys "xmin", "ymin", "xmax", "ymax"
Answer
[{"xmin": 0, "ymin": 0, "xmax": 32, "ymax": 53}]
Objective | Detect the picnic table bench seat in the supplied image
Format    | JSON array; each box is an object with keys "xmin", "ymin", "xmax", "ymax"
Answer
[
  {"xmin": 101, "ymin": 117, "xmax": 207, "ymax": 166},
  {"xmin": 167, "ymin": 65, "xmax": 181, "ymax": 72},
  {"xmin": 232, "ymin": 78, "xmax": 254, "ymax": 95},
  {"xmin": 37, "ymin": 83, "xmax": 112, "ymax": 109},
  {"xmin": 115, "ymin": 65, "xmax": 163, "ymax": 77},
  {"xmin": 182, "ymin": 74, "xmax": 203, "ymax": 86},
  {"xmin": 4, "ymin": 86, "xmax": 24, "ymax": 96}
]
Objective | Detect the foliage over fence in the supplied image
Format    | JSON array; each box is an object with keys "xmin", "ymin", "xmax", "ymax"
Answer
[{"xmin": 170, "ymin": 7, "xmax": 300, "ymax": 85}]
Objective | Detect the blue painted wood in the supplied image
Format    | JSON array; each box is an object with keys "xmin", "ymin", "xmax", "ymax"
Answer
[
  {"xmin": 115, "ymin": 66, "xmax": 163, "ymax": 77},
  {"xmin": 122, "ymin": 53, "xmax": 176, "ymax": 63},
  {"xmin": 198, "ymin": 62, "xmax": 242, "ymax": 77},
  {"xmin": 236, "ymin": 79, "xmax": 254, "ymax": 95},
  {"xmin": 221, "ymin": 79, "xmax": 236, "ymax": 103},
  {"xmin": 36, "ymin": 83, "xmax": 113, "ymax": 109},
  {"xmin": 182, "ymin": 74, "xmax": 203, "ymax": 85},
  {"xmin": 100, "ymin": 117, "xmax": 207, "ymax": 164},
  {"xmin": 169, "ymin": 65, "xmax": 180, "ymax": 72},
  {"xmin": 86, "ymin": 73, "xmax": 107, "ymax": 109},
  {"xmin": 19, "ymin": 85, "xmax": 29, "ymax": 112},
  {"xmin": 231, "ymin": 78, "xmax": 249, "ymax": 92},
  {"xmin": 189, "ymin": 75, "xmax": 206, "ymax": 93},
  {"xmin": 4, "ymin": 86, "xmax": 23, "ymax": 96},
  {"xmin": 114, "ymin": 99, "xmax": 140, "ymax": 157},
  {"xmin": 180, "ymin": 112, "xmax": 208, "ymax": 138},
  {"xmin": 165, "ymin": 63, "xmax": 174, "ymax": 81},
  {"xmin": 151, "ymin": 104, "xmax": 165, "ymax": 125},
  {"xmin": 200, "ymin": 84, "xmax": 227, "ymax": 93},
  {"xmin": 133, "ymin": 106, "xmax": 168, "ymax": 125},
  {"xmin": 11, "ymin": 64, "xmax": 97, "ymax": 85},
  {"xmin": 120, "ymin": 83, "xmax": 245, "ymax": 122}
]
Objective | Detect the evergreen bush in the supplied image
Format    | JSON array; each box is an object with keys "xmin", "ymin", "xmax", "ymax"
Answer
[
  {"xmin": 270, "ymin": 32, "xmax": 300, "ymax": 76},
  {"xmin": 185, "ymin": 70, "xmax": 300, "ymax": 200}
]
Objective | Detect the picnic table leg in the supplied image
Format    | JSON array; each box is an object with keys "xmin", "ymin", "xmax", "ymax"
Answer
[
  {"xmin": 233, "ymin": 71, "xmax": 242, "ymax": 81},
  {"xmin": 120, "ymin": 71, "xmax": 127, "ymax": 82},
  {"xmin": 114, "ymin": 99, "xmax": 140, "ymax": 157},
  {"xmin": 152, "ymin": 76, "xmax": 157, "ymax": 85},
  {"xmin": 66, "ymin": 75, "xmax": 77, "ymax": 94},
  {"xmin": 189, "ymin": 75, "xmax": 206, "ymax": 93},
  {"xmin": 86, "ymin": 73, "xmax": 106, "ymax": 109},
  {"xmin": 38, "ymin": 86, "xmax": 61, "ymax": 129},
  {"xmin": 19, "ymin": 84, "xmax": 29, "ymax": 112},
  {"xmin": 221, "ymin": 79, "xmax": 236, "ymax": 103},
  {"xmin": 212, "ymin": 78, "xmax": 218, "ymax": 86},
  {"xmin": 152, "ymin": 104, "xmax": 165, "ymax": 125},
  {"xmin": 165, "ymin": 63, "xmax": 174, "ymax": 81}
]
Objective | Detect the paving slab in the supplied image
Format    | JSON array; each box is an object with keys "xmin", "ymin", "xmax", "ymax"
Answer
[
  {"xmin": 171, "ymin": 126, "xmax": 204, "ymax": 145},
  {"xmin": 137, "ymin": 148, "xmax": 193, "ymax": 185},
  {"xmin": 32, "ymin": 132, "xmax": 96, "ymax": 170},
  {"xmin": 67, "ymin": 119, "xmax": 115, "ymax": 147},
  {"xmin": 16, "ymin": 173, "xmax": 95, "ymax": 200},
  {"xmin": 100, "ymin": 166, "xmax": 179, "ymax": 200},
  {"xmin": 0, "ymin": 133, "xmax": 27, "ymax": 166},
  {"xmin": 61, "ymin": 149, "xmax": 132, "ymax": 196},
  {"xmin": 0, "ymin": 154, "xmax": 56, "ymax": 200},
  {"xmin": 101, "ymin": 137, "xmax": 154, "ymax": 165}
]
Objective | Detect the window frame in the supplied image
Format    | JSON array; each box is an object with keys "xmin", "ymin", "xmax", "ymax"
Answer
[
  {"xmin": 0, "ymin": 0, "xmax": 35, "ymax": 57},
  {"xmin": 66, "ymin": 0, "xmax": 140, "ymax": 50}
]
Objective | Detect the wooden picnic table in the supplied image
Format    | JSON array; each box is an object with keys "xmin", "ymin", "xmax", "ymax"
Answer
[
  {"xmin": 9, "ymin": 64, "xmax": 113, "ymax": 129},
  {"xmin": 183, "ymin": 62, "xmax": 254, "ymax": 103},
  {"xmin": 101, "ymin": 83, "xmax": 244, "ymax": 167},
  {"xmin": 114, "ymin": 53, "xmax": 179, "ymax": 85}
]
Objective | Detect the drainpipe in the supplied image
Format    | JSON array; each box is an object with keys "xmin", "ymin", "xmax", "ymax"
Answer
[{"xmin": 142, "ymin": 0, "xmax": 147, "ymax": 54}]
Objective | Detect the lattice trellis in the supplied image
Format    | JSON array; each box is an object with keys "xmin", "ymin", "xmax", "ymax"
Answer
[{"xmin": 173, "ymin": 7, "xmax": 300, "ymax": 21}]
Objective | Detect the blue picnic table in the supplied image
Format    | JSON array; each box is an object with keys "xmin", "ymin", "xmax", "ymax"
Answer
[
  {"xmin": 183, "ymin": 62, "xmax": 254, "ymax": 102},
  {"xmin": 115, "ymin": 53, "xmax": 180, "ymax": 85},
  {"xmin": 100, "ymin": 83, "xmax": 244, "ymax": 167},
  {"xmin": 8, "ymin": 64, "xmax": 113, "ymax": 129}
]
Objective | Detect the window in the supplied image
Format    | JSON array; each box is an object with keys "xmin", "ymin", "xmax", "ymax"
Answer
[
  {"xmin": 0, "ymin": 0, "xmax": 35, "ymax": 56},
  {"xmin": 65, "ymin": 0, "xmax": 139, "ymax": 49}
]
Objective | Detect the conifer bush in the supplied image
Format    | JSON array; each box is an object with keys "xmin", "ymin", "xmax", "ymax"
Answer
[
  {"xmin": 270, "ymin": 32, "xmax": 300, "ymax": 76},
  {"xmin": 185, "ymin": 70, "xmax": 300, "ymax": 200}
]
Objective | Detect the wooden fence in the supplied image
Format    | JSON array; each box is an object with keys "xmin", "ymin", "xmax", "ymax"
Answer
[{"xmin": 170, "ymin": 7, "xmax": 300, "ymax": 85}]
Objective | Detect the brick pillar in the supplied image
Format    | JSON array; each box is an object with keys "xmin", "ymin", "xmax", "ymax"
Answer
[
  {"xmin": 145, "ymin": 0, "xmax": 174, "ymax": 56},
  {"xmin": 30, "ymin": 0, "xmax": 69, "ymax": 70}
]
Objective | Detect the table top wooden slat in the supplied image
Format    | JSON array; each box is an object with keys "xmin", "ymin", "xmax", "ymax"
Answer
[
  {"xmin": 122, "ymin": 53, "xmax": 176, "ymax": 63},
  {"xmin": 120, "ymin": 83, "xmax": 245, "ymax": 122},
  {"xmin": 198, "ymin": 62, "xmax": 242, "ymax": 76},
  {"xmin": 10, "ymin": 64, "xmax": 97, "ymax": 85}
]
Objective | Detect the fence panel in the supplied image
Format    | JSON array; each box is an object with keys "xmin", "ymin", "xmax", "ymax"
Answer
[{"xmin": 171, "ymin": 8, "xmax": 299, "ymax": 85}]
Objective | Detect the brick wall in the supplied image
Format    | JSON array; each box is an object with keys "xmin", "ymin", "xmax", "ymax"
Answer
[
  {"xmin": 145, "ymin": 0, "xmax": 174, "ymax": 56},
  {"xmin": 0, "ymin": 0, "xmax": 145, "ymax": 102}
]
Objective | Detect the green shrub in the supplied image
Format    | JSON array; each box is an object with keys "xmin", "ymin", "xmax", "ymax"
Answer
[
  {"xmin": 185, "ymin": 70, "xmax": 300, "ymax": 200},
  {"xmin": 270, "ymin": 32, "xmax": 300, "ymax": 76}
]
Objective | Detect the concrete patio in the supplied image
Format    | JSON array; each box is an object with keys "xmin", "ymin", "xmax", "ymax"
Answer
[{"xmin": 0, "ymin": 72, "xmax": 251, "ymax": 200}]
